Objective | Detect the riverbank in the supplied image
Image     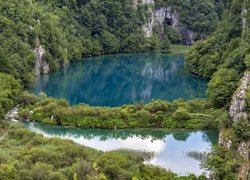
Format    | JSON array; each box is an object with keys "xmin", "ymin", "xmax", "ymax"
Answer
[
  {"xmin": 23, "ymin": 121, "xmax": 218, "ymax": 176},
  {"xmin": 0, "ymin": 122, "xmax": 184, "ymax": 179},
  {"xmin": 17, "ymin": 92, "xmax": 226, "ymax": 130}
]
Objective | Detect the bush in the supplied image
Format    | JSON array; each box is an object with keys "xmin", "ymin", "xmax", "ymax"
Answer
[{"xmin": 172, "ymin": 108, "xmax": 190, "ymax": 121}]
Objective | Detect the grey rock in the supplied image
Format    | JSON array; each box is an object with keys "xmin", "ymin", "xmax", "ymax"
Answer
[
  {"xmin": 229, "ymin": 72, "xmax": 250, "ymax": 122},
  {"xmin": 143, "ymin": 6, "xmax": 195, "ymax": 45},
  {"xmin": 34, "ymin": 37, "xmax": 49, "ymax": 75}
]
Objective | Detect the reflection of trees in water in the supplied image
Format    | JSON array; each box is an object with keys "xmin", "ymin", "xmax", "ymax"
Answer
[
  {"xmin": 172, "ymin": 131, "xmax": 191, "ymax": 141},
  {"xmin": 201, "ymin": 130, "xmax": 219, "ymax": 145},
  {"xmin": 25, "ymin": 122, "xmax": 218, "ymax": 144},
  {"xmin": 27, "ymin": 122, "xmax": 170, "ymax": 141},
  {"xmin": 186, "ymin": 151, "xmax": 207, "ymax": 163},
  {"xmin": 31, "ymin": 53, "xmax": 207, "ymax": 106}
]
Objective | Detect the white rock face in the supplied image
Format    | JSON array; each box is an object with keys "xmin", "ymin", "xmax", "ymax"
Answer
[
  {"xmin": 142, "ymin": 0, "xmax": 154, "ymax": 5},
  {"xmin": 237, "ymin": 141, "xmax": 250, "ymax": 179},
  {"xmin": 225, "ymin": 72, "xmax": 250, "ymax": 179},
  {"xmin": 34, "ymin": 37, "xmax": 49, "ymax": 75},
  {"xmin": 218, "ymin": 131, "xmax": 232, "ymax": 149},
  {"xmin": 143, "ymin": 7, "xmax": 168, "ymax": 37},
  {"xmin": 143, "ymin": 6, "xmax": 195, "ymax": 44},
  {"xmin": 229, "ymin": 72, "xmax": 250, "ymax": 122},
  {"xmin": 4, "ymin": 107, "xmax": 19, "ymax": 121}
]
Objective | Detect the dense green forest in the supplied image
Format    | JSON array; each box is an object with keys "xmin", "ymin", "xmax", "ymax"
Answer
[
  {"xmin": 186, "ymin": 0, "xmax": 250, "ymax": 179},
  {"xmin": 0, "ymin": 0, "xmax": 250, "ymax": 179},
  {"xmin": 186, "ymin": 0, "xmax": 248, "ymax": 107},
  {"xmin": 155, "ymin": 0, "xmax": 227, "ymax": 39},
  {"xmin": 0, "ymin": 0, "xmax": 224, "ymax": 85}
]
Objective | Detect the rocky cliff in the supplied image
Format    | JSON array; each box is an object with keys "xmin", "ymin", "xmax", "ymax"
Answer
[
  {"xmin": 139, "ymin": 1, "xmax": 195, "ymax": 45},
  {"xmin": 229, "ymin": 73, "xmax": 250, "ymax": 122},
  {"xmin": 220, "ymin": 72, "xmax": 250, "ymax": 179},
  {"xmin": 34, "ymin": 37, "xmax": 49, "ymax": 76}
]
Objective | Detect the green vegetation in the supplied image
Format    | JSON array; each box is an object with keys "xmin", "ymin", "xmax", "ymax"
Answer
[
  {"xmin": 155, "ymin": 0, "xmax": 226, "ymax": 39},
  {"xmin": 0, "ymin": 0, "xmax": 225, "ymax": 86},
  {"xmin": 0, "ymin": 0, "xmax": 249, "ymax": 179},
  {"xmin": 184, "ymin": 0, "xmax": 250, "ymax": 178},
  {"xmin": 186, "ymin": 0, "xmax": 247, "ymax": 107},
  {"xmin": 169, "ymin": 45, "xmax": 191, "ymax": 54},
  {"xmin": 0, "ymin": 73, "xmax": 22, "ymax": 118},
  {"xmin": 1, "ymin": 122, "xmax": 189, "ymax": 180},
  {"xmin": 17, "ymin": 92, "xmax": 226, "ymax": 129}
]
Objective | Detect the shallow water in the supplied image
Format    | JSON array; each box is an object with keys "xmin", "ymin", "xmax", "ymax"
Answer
[
  {"xmin": 24, "ymin": 122, "xmax": 218, "ymax": 176},
  {"xmin": 30, "ymin": 53, "xmax": 207, "ymax": 106}
]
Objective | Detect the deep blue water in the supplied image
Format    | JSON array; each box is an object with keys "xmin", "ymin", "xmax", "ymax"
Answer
[{"xmin": 30, "ymin": 53, "xmax": 207, "ymax": 106}]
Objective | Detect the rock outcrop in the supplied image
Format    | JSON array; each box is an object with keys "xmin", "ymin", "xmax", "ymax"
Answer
[
  {"xmin": 142, "ymin": 6, "xmax": 195, "ymax": 45},
  {"xmin": 220, "ymin": 72, "xmax": 250, "ymax": 180},
  {"xmin": 34, "ymin": 37, "xmax": 49, "ymax": 76},
  {"xmin": 4, "ymin": 106, "xmax": 19, "ymax": 122},
  {"xmin": 229, "ymin": 72, "xmax": 250, "ymax": 122},
  {"xmin": 237, "ymin": 141, "xmax": 250, "ymax": 179}
]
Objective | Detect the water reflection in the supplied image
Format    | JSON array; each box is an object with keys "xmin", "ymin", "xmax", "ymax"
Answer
[
  {"xmin": 30, "ymin": 53, "xmax": 207, "ymax": 106},
  {"xmin": 24, "ymin": 122, "xmax": 218, "ymax": 176}
]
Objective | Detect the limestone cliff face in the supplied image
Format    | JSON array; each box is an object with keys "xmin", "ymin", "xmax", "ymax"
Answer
[
  {"xmin": 220, "ymin": 72, "xmax": 250, "ymax": 179},
  {"xmin": 140, "ymin": 2, "xmax": 195, "ymax": 45},
  {"xmin": 229, "ymin": 73, "xmax": 250, "ymax": 122},
  {"xmin": 237, "ymin": 141, "xmax": 250, "ymax": 179},
  {"xmin": 34, "ymin": 37, "xmax": 49, "ymax": 76}
]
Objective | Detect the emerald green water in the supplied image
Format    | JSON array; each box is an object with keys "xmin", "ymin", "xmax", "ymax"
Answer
[
  {"xmin": 24, "ymin": 122, "xmax": 218, "ymax": 176},
  {"xmin": 30, "ymin": 53, "xmax": 207, "ymax": 106}
]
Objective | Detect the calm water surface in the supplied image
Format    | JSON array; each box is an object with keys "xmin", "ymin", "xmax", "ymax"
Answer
[
  {"xmin": 24, "ymin": 122, "xmax": 218, "ymax": 176},
  {"xmin": 30, "ymin": 53, "xmax": 207, "ymax": 106}
]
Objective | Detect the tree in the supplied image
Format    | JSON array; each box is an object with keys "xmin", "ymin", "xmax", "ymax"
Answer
[
  {"xmin": 99, "ymin": 31, "xmax": 120, "ymax": 54},
  {"xmin": 207, "ymin": 68, "xmax": 238, "ymax": 107},
  {"xmin": 172, "ymin": 107, "xmax": 190, "ymax": 121}
]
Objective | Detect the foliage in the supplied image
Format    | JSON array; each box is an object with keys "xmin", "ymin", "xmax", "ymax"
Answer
[
  {"xmin": 17, "ymin": 92, "xmax": 221, "ymax": 129},
  {"xmin": 186, "ymin": 0, "xmax": 247, "ymax": 107},
  {"xmin": 0, "ymin": 0, "xmax": 225, "ymax": 86},
  {"xmin": 185, "ymin": 1, "xmax": 250, "ymax": 179},
  {"xmin": 204, "ymin": 145, "xmax": 241, "ymax": 179},
  {"xmin": 172, "ymin": 108, "xmax": 190, "ymax": 121},
  {"xmin": 232, "ymin": 120, "xmax": 250, "ymax": 141},
  {"xmin": 0, "ymin": 73, "xmax": 22, "ymax": 118},
  {"xmin": 0, "ymin": 122, "xmax": 206, "ymax": 179},
  {"xmin": 155, "ymin": 0, "xmax": 226, "ymax": 39}
]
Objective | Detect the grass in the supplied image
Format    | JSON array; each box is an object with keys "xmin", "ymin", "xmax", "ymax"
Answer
[{"xmin": 170, "ymin": 44, "xmax": 192, "ymax": 54}]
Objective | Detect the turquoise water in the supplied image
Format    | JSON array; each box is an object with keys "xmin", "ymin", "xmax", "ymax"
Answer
[
  {"xmin": 30, "ymin": 53, "xmax": 207, "ymax": 107},
  {"xmin": 23, "ymin": 122, "xmax": 218, "ymax": 176}
]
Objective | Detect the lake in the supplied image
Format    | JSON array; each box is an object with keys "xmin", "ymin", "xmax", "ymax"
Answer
[
  {"xmin": 23, "ymin": 122, "xmax": 218, "ymax": 176},
  {"xmin": 30, "ymin": 53, "xmax": 207, "ymax": 107}
]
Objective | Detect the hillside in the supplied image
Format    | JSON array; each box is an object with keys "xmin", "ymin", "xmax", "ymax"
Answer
[
  {"xmin": 186, "ymin": 0, "xmax": 250, "ymax": 179},
  {"xmin": 0, "ymin": 0, "xmax": 224, "ymax": 85},
  {"xmin": 0, "ymin": 0, "xmax": 249, "ymax": 179}
]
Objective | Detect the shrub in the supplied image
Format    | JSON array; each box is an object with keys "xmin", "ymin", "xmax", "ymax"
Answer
[{"xmin": 172, "ymin": 108, "xmax": 190, "ymax": 121}]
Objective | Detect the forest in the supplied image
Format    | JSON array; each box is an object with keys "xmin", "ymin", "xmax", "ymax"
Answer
[
  {"xmin": 0, "ymin": 0, "xmax": 250, "ymax": 179},
  {"xmin": 0, "ymin": 0, "xmax": 225, "ymax": 85}
]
